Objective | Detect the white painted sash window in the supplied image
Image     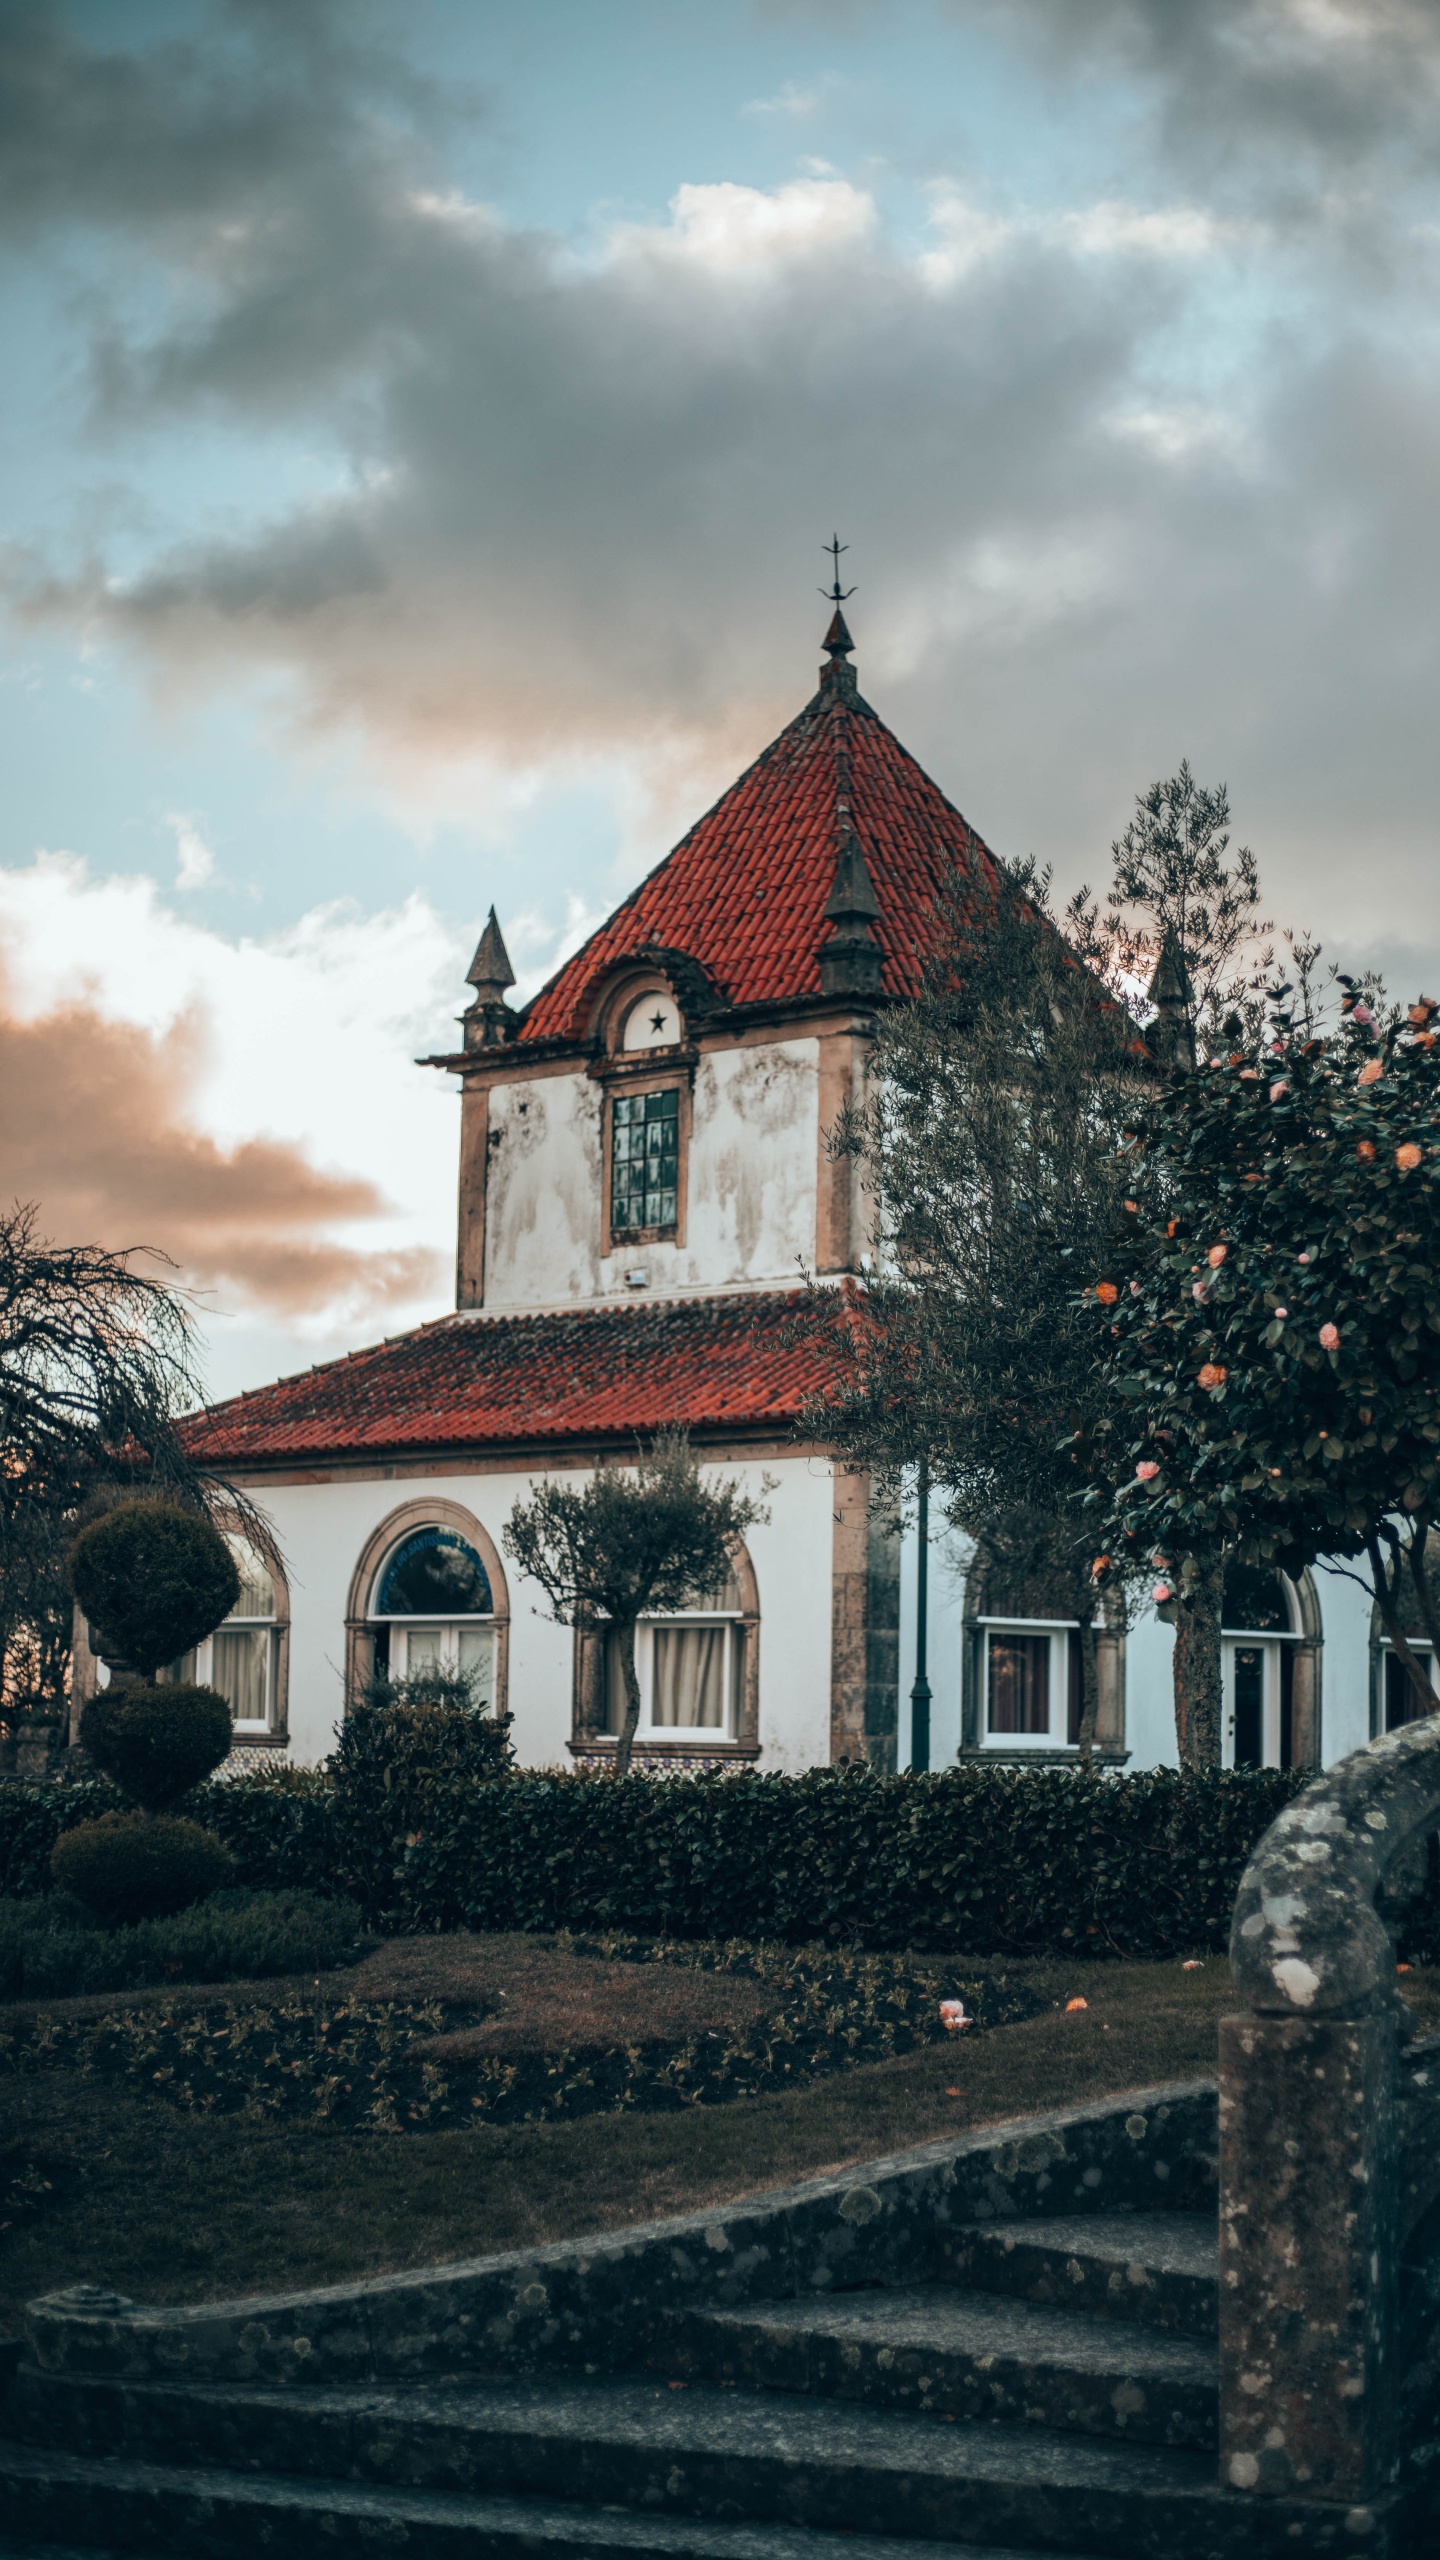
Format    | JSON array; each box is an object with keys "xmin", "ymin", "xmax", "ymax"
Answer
[
  {"xmin": 605, "ymin": 1570, "xmax": 745, "ymax": 1737},
  {"xmin": 978, "ymin": 1618, "xmax": 1080, "ymax": 1748},
  {"xmin": 173, "ymin": 1540, "xmax": 279, "ymax": 1733}
]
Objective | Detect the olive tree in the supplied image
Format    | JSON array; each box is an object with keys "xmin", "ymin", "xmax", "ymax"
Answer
[{"xmin": 504, "ymin": 1431, "xmax": 768, "ymax": 1778}]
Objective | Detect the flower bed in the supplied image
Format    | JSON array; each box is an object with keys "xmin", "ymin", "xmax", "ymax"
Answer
[{"xmin": 0, "ymin": 1938, "xmax": 1041, "ymax": 2133}]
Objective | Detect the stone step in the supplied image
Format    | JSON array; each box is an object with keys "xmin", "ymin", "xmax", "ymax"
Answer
[
  {"xmin": 0, "ymin": 2371, "xmax": 1397, "ymax": 2559},
  {"xmin": 0, "ymin": 2442, "xmax": 1122, "ymax": 2560},
  {"xmin": 943, "ymin": 2217, "xmax": 1218, "ymax": 2343},
  {"xmin": 660, "ymin": 2283, "xmax": 1216, "ymax": 2449}
]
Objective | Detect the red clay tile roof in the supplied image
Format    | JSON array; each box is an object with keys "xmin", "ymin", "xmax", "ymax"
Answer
[
  {"xmin": 184, "ymin": 1292, "xmax": 836, "ymax": 1465},
  {"xmin": 518, "ymin": 654, "xmax": 1000, "ymax": 1044}
]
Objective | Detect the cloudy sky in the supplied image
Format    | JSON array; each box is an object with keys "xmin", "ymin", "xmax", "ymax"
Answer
[{"xmin": 4, "ymin": 0, "xmax": 1440, "ymax": 1400}]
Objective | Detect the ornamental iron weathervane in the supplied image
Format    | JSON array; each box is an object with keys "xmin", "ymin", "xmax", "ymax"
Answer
[{"xmin": 821, "ymin": 534, "xmax": 856, "ymax": 606}]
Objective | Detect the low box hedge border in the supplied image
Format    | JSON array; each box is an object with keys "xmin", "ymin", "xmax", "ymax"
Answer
[{"xmin": 5, "ymin": 1758, "xmax": 1435, "ymax": 1960}]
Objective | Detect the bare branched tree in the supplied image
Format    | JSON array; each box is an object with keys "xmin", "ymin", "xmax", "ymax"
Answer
[{"xmin": 0, "ymin": 1203, "xmax": 266, "ymax": 1715}]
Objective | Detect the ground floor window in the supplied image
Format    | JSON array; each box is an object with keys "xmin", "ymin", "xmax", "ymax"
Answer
[
  {"xmin": 368, "ymin": 1523, "xmax": 498, "ymax": 1708},
  {"xmin": 1381, "ymin": 1640, "xmax": 1435, "ymax": 1730},
  {"xmin": 603, "ymin": 1569, "xmax": 746, "ymax": 1738},
  {"xmin": 171, "ymin": 1538, "xmax": 282, "ymax": 1735},
  {"xmin": 979, "ymin": 1621, "xmax": 1082, "ymax": 1748}
]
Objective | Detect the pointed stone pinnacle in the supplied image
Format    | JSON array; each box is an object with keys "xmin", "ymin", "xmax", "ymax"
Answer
[{"xmin": 467, "ymin": 906, "xmax": 515, "ymax": 998}]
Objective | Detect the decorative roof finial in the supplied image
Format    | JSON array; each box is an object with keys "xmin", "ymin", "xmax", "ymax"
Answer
[
  {"xmin": 1145, "ymin": 923, "xmax": 1196, "ymax": 1073},
  {"xmin": 820, "ymin": 534, "xmax": 856, "ymax": 663},
  {"xmin": 462, "ymin": 906, "xmax": 517, "ymax": 1049}
]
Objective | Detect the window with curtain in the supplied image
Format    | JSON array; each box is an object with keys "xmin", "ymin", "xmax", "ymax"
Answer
[
  {"xmin": 980, "ymin": 1622, "xmax": 1083, "ymax": 1747},
  {"xmin": 171, "ymin": 1537, "xmax": 280, "ymax": 1731},
  {"xmin": 603, "ymin": 1566, "xmax": 745, "ymax": 1739}
]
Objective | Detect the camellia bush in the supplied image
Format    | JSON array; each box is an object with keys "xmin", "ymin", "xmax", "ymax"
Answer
[{"xmin": 1082, "ymin": 978, "xmax": 1440, "ymax": 1711}]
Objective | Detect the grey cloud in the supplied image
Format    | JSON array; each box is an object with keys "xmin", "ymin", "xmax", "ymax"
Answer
[
  {"xmin": 5, "ymin": 0, "xmax": 1440, "ymax": 986},
  {"xmin": 954, "ymin": 1, "xmax": 1440, "ymax": 203}
]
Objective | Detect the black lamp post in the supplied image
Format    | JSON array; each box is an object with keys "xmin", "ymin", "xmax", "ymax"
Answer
[{"xmin": 910, "ymin": 1459, "xmax": 932, "ymax": 1772}]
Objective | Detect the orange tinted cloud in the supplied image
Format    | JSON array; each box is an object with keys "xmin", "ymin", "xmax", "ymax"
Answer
[{"xmin": 0, "ymin": 980, "xmax": 441, "ymax": 1319}]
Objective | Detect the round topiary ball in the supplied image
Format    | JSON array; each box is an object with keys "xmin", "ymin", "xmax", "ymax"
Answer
[
  {"xmin": 51, "ymin": 1812, "xmax": 234, "ymax": 1925},
  {"xmin": 79, "ymin": 1684, "xmax": 233, "ymax": 1813},
  {"xmin": 71, "ymin": 1502, "xmax": 240, "ymax": 1679}
]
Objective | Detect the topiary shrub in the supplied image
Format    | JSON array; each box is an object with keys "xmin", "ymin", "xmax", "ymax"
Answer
[
  {"xmin": 51, "ymin": 1812, "xmax": 234, "ymax": 1925},
  {"xmin": 79, "ymin": 1684, "xmax": 232, "ymax": 1813},
  {"xmin": 70, "ymin": 1500, "xmax": 240, "ymax": 1679}
]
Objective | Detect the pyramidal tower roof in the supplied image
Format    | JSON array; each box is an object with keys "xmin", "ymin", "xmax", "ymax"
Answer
[{"xmin": 517, "ymin": 615, "xmax": 1001, "ymax": 1045}]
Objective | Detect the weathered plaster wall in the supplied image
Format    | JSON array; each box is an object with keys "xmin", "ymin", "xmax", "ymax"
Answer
[
  {"xmin": 482, "ymin": 1076, "xmax": 603, "ymax": 1309},
  {"xmin": 479, "ymin": 1039, "xmax": 820, "ymax": 1308},
  {"xmin": 244, "ymin": 1452, "xmax": 835, "ymax": 1774}
]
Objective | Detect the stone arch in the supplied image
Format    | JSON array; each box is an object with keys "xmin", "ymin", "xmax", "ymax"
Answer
[{"xmin": 344, "ymin": 1496, "xmax": 510, "ymax": 1712}]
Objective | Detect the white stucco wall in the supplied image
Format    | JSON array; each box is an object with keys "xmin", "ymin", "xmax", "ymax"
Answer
[
  {"xmin": 249, "ymin": 1451, "xmax": 835, "ymax": 1773},
  {"xmin": 481, "ymin": 1038, "xmax": 820, "ymax": 1309}
]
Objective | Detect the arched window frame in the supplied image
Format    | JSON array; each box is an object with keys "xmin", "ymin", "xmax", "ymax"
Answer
[
  {"xmin": 1222, "ymin": 1564, "xmax": 1323, "ymax": 1771},
  {"xmin": 587, "ymin": 962, "xmax": 697, "ymax": 1262},
  {"xmin": 345, "ymin": 1499, "xmax": 510, "ymax": 1714},
  {"xmin": 1367, "ymin": 1549, "xmax": 1439, "ymax": 1741},
  {"xmin": 569, "ymin": 1542, "xmax": 761, "ymax": 1763}
]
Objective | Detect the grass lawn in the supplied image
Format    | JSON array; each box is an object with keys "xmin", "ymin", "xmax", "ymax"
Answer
[{"xmin": 4, "ymin": 1941, "xmax": 1435, "ymax": 2339}]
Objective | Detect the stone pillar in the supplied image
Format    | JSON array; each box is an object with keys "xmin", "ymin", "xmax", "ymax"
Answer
[
  {"xmin": 1218, "ymin": 2007, "xmax": 1399, "ymax": 2502},
  {"xmin": 830, "ymin": 1467, "xmax": 900, "ymax": 1768}
]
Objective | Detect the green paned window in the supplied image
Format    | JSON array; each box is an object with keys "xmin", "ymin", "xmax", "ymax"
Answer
[{"xmin": 611, "ymin": 1087, "xmax": 679, "ymax": 1234}]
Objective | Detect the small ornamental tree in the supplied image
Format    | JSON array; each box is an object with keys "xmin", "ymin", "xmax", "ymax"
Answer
[
  {"xmin": 504, "ymin": 1431, "xmax": 768, "ymax": 1778},
  {"xmin": 62, "ymin": 1500, "xmax": 245, "ymax": 1920},
  {"xmin": 1080, "ymin": 975, "xmax": 1440, "ymax": 1725}
]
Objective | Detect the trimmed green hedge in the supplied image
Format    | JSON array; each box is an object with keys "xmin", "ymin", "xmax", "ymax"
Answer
[{"xmin": 3, "ymin": 1757, "xmax": 1434, "ymax": 1961}]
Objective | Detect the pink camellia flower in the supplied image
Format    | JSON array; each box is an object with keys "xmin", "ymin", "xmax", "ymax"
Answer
[
  {"xmin": 1153, "ymin": 1582, "xmax": 1174, "ymax": 1604},
  {"xmin": 1396, "ymin": 1142, "xmax": 1423, "ymax": 1172},
  {"xmin": 1135, "ymin": 1460, "xmax": 1160, "ymax": 1480},
  {"xmin": 1352, "ymin": 1001, "xmax": 1374, "ymax": 1027},
  {"xmin": 1192, "ymin": 1280, "xmax": 1208, "ymax": 1300},
  {"xmin": 1319, "ymin": 1322, "xmax": 1340, "ymax": 1349},
  {"xmin": 1298, "ymin": 1250, "xmax": 1312, "ymax": 1263},
  {"xmin": 1269, "ymin": 1080, "xmax": 1289, "ymax": 1102},
  {"xmin": 1358, "ymin": 1058, "xmax": 1383, "ymax": 1087},
  {"xmin": 1274, "ymin": 1306, "xmax": 1288, "ymax": 1319},
  {"xmin": 939, "ymin": 2000, "xmax": 972, "ymax": 2033},
  {"xmin": 1207, "ymin": 1243, "xmax": 1227, "ymax": 1267},
  {"xmin": 1130, "ymin": 1279, "xmax": 1141, "ymax": 1295}
]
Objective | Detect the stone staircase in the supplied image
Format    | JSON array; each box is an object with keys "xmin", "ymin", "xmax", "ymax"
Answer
[{"xmin": 0, "ymin": 2174, "xmax": 1415, "ymax": 2559}]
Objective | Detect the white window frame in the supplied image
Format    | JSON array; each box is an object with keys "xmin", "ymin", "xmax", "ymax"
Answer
[
  {"xmin": 1378, "ymin": 1635, "xmax": 1436, "ymax": 1731},
  {"xmin": 190, "ymin": 1620, "xmax": 278, "ymax": 1734},
  {"xmin": 608, "ymin": 1607, "xmax": 745, "ymax": 1742},
  {"xmin": 976, "ymin": 1617, "xmax": 1075, "ymax": 1750},
  {"xmin": 383, "ymin": 1619, "xmax": 498, "ymax": 1703}
]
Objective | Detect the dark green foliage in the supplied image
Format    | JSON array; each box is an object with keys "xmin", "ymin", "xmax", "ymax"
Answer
[
  {"xmin": 0, "ymin": 1944, "xmax": 1038, "ymax": 2133},
  {"xmin": 0, "ymin": 1887, "xmax": 361, "ymax": 2000},
  {"xmin": 331, "ymin": 1691, "xmax": 514, "ymax": 1917},
  {"xmin": 79, "ymin": 1683, "xmax": 233, "ymax": 1812},
  {"xmin": 51, "ymin": 1812, "xmax": 234, "ymax": 1924},
  {"xmin": 8, "ymin": 1760, "xmax": 1440, "ymax": 1960},
  {"xmin": 70, "ymin": 1500, "xmax": 240, "ymax": 1678}
]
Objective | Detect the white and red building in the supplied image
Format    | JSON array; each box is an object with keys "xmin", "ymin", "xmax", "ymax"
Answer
[{"xmin": 169, "ymin": 618, "xmax": 1392, "ymax": 1778}]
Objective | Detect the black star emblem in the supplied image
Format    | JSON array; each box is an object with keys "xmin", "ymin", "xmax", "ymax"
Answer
[{"xmin": 649, "ymin": 1011, "xmax": 667, "ymax": 1034}]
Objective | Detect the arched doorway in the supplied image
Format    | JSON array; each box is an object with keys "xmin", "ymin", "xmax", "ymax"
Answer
[{"xmin": 1222, "ymin": 1562, "xmax": 1318, "ymax": 1769}]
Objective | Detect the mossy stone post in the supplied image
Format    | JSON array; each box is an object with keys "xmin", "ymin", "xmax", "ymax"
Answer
[{"xmin": 1220, "ymin": 1720, "xmax": 1440, "ymax": 2510}]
